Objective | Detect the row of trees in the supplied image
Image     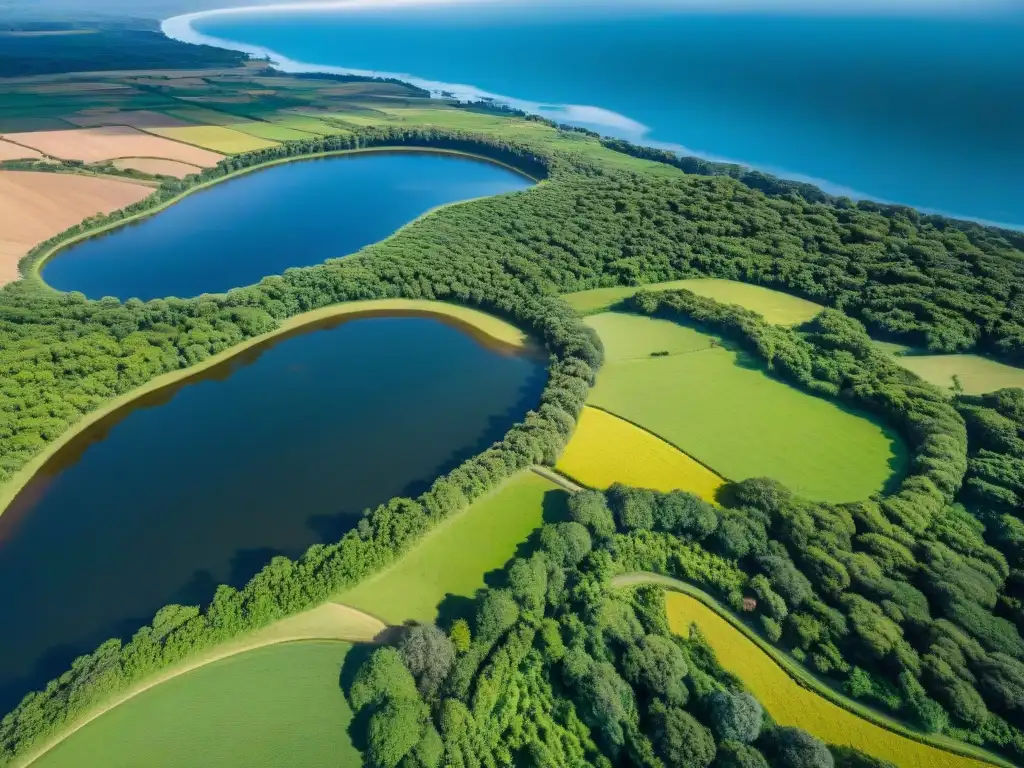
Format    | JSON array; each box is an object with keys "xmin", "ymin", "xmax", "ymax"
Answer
[
  {"xmin": 350, "ymin": 507, "xmax": 891, "ymax": 768},
  {"xmin": 3, "ymin": 123, "xmax": 1024, "ymax": 761},
  {"xmin": 621, "ymin": 289, "xmax": 1024, "ymax": 759}
]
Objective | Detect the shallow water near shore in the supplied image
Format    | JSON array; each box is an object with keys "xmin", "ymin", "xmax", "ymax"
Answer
[
  {"xmin": 185, "ymin": 2, "xmax": 1024, "ymax": 227},
  {"xmin": 41, "ymin": 151, "xmax": 533, "ymax": 301},
  {"xmin": 0, "ymin": 311, "xmax": 545, "ymax": 713}
]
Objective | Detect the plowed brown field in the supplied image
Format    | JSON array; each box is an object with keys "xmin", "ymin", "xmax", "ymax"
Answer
[
  {"xmin": 2, "ymin": 126, "xmax": 223, "ymax": 166},
  {"xmin": 0, "ymin": 170, "xmax": 150, "ymax": 285}
]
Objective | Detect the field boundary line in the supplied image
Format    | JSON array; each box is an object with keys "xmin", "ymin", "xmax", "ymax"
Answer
[
  {"xmin": 612, "ymin": 571, "xmax": 1015, "ymax": 768},
  {"xmin": 582, "ymin": 405, "xmax": 731, "ymax": 483},
  {"xmin": 13, "ymin": 603, "xmax": 393, "ymax": 768}
]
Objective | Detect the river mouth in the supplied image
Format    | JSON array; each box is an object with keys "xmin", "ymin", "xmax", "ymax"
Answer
[
  {"xmin": 40, "ymin": 150, "xmax": 535, "ymax": 301},
  {"xmin": 0, "ymin": 307, "xmax": 546, "ymax": 713}
]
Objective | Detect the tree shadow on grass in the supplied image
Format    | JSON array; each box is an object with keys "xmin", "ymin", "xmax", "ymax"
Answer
[{"xmin": 339, "ymin": 643, "xmax": 377, "ymax": 752}]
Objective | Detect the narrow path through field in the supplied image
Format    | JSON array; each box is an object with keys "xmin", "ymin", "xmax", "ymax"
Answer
[
  {"xmin": 612, "ymin": 572, "xmax": 1010, "ymax": 768},
  {"xmin": 530, "ymin": 464, "xmax": 583, "ymax": 492},
  {"xmin": 16, "ymin": 603, "xmax": 394, "ymax": 768}
]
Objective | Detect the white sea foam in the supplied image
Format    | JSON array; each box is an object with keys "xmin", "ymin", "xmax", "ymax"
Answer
[{"xmin": 162, "ymin": 1, "xmax": 1023, "ymax": 230}]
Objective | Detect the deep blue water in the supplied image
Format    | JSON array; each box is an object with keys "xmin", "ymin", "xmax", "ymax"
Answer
[
  {"xmin": 42, "ymin": 151, "xmax": 533, "ymax": 301},
  {"xmin": 188, "ymin": 3, "xmax": 1024, "ymax": 227},
  {"xmin": 0, "ymin": 312, "xmax": 544, "ymax": 713}
]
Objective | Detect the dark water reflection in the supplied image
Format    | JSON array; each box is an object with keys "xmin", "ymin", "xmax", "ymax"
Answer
[{"xmin": 0, "ymin": 312, "xmax": 545, "ymax": 713}]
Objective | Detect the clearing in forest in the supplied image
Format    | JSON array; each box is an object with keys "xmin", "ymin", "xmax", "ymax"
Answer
[
  {"xmin": 563, "ymin": 278, "xmax": 824, "ymax": 324},
  {"xmin": 335, "ymin": 471, "xmax": 564, "ymax": 624},
  {"xmin": 665, "ymin": 591, "xmax": 993, "ymax": 768},
  {"xmin": 30, "ymin": 642, "xmax": 362, "ymax": 768},
  {"xmin": 0, "ymin": 170, "xmax": 150, "ymax": 285},
  {"xmin": 556, "ymin": 406, "xmax": 725, "ymax": 500},
  {"xmin": 882, "ymin": 350, "xmax": 1024, "ymax": 395},
  {"xmin": 585, "ymin": 312, "xmax": 906, "ymax": 502},
  {"xmin": 1, "ymin": 125, "xmax": 223, "ymax": 166}
]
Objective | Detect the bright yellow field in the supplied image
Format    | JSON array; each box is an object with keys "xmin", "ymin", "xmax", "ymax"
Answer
[
  {"xmin": 666, "ymin": 592, "xmax": 992, "ymax": 768},
  {"xmin": 147, "ymin": 125, "xmax": 279, "ymax": 154},
  {"xmin": 556, "ymin": 406, "xmax": 724, "ymax": 500}
]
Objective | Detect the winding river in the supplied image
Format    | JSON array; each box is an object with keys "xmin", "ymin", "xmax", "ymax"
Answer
[{"xmin": 41, "ymin": 151, "xmax": 534, "ymax": 301}]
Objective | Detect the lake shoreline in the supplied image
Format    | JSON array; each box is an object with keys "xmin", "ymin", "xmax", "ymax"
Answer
[
  {"xmin": 0, "ymin": 298, "xmax": 532, "ymax": 524},
  {"xmin": 27, "ymin": 146, "xmax": 539, "ymax": 295}
]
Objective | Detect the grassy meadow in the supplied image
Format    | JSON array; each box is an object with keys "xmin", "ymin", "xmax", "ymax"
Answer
[
  {"xmin": 556, "ymin": 406, "xmax": 725, "ymax": 500},
  {"xmin": 665, "ymin": 591, "xmax": 991, "ymax": 768},
  {"xmin": 33, "ymin": 642, "xmax": 361, "ymax": 768},
  {"xmin": 585, "ymin": 312, "xmax": 906, "ymax": 502},
  {"xmin": 147, "ymin": 125, "xmax": 279, "ymax": 154},
  {"xmin": 563, "ymin": 278, "xmax": 824, "ymax": 324},
  {"xmin": 335, "ymin": 471, "xmax": 565, "ymax": 624},
  {"xmin": 882, "ymin": 351, "xmax": 1024, "ymax": 395}
]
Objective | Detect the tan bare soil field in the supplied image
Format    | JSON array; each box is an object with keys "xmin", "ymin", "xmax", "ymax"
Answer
[
  {"xmin": 112, "ymin": 157, "xmax": 203, "ymax": 178},
  {"xmin": 0, "ymin": 170, "xmax": 150, "ymax": 285},
  {"xmin": 0, "ymin": 139, "xmax": 43, "ymax": 161},
  {"xmin": 2, "ymin": 126, "xmax": 224, "ymax": 166},
  {"xmin": 67, "ymin": 109, "xmax": 195, "ymax": 129}
]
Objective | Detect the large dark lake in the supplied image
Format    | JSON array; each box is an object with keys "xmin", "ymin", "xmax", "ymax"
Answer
[
  {"xmin": 0, "ymin": 311, "xmax": 545, "ymax": 712},
  {"xmin": 41, "ymin": 151, "xmax": 534, "ymax": 301}
]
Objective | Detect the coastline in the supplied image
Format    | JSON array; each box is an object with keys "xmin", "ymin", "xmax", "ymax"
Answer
[
  {"xmin": 161, "ymin": 2, "xmax": 1024, "ymax": 232},
  {"xmin": 0, "ymin": 298, "xmax": 530, "ymax": 523}
]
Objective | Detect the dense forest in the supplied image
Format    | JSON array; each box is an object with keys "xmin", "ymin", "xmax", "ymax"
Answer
[
  {"xmin": 623, "ymin": 290, "xmax": 1024, "ymax": 759},
  {"xmin": 0, "ymin": 21, "xmax": 246, "ymax": 77},
  {"xmin": 347, "ymin": 496, "xmax": 898, "ymax": 768},
  {"xmin": 3, "ymin": 125, "xmax": 1024, "ymax": 764}
]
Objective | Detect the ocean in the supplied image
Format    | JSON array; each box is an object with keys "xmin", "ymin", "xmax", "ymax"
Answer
[{"xmin": 171, "ymin": 1, "xmax": 1024, "ymax": 228}]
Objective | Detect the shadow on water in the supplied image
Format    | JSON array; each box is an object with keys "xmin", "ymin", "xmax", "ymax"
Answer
[{"xmin": 0, "ymin": 311, "xmax": 546, "ymax": 715}]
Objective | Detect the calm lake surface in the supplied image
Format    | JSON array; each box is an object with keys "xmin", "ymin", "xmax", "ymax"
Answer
[
  {"xmin": 0, "ymin": 312, "xmax": 545, "ymax": 713},
  {"xmin": 42, "ymin": 152, "xmax": 534, "ymax": 301},
  {"xmin": 186, "ymin": 3, "xmax": 1024, "ymax": 228}
]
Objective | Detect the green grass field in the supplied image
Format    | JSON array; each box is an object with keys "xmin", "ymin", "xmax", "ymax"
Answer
[
  {"xmin": 878, "ymin": 350, "xmax": 1024, "ymax": 395},
  {"xmin": 270, "ymin": 114, "xmax": 352, "ymax": 136},
  {"xmin": 586, "ymin": 312, "xmax": 906, "ymax": 502},
  {"xmin": 34, "ymin": 642, "xmax": 361, "ymax": 768},
  {"xmin": 225, "ymin": 121, "xmax": 319, "ymax": 142},
  {"xmin": 335, "ymin": 471, "xmax": 565, "ymax": 624},
  {"xmin": 563, "ymin": 278, "xmax": 824, "ymax": 324}
]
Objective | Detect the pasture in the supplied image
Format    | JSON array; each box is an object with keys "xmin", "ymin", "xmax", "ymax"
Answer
[
  {"xmin": 665, "ymin": 591, "xmax": 991, "ymax": 768},
  {"xmin": 585, "ymin": 312, "xmax": 906, "ymax": 502},
  {"xmin": 556, "ymin": 406, "xmax": 724, "ymax": 500},
  {"xmin": 32, "ymin": 641, "xmax": 361, "ymax": 768},
  {"xmin": 563, "ymin": 278, "xmax": 824, "ymax": 324},
  {"xmin": 885, "ymin": 351, "xmax": 1024, "ymax": 395},
  {"xmin": 335, "ymin": 471, "xmax": 563, "ymax": 624},
  {"xmin": 146, "ymin": 125, "xmax": 279, "ymax": 154}
]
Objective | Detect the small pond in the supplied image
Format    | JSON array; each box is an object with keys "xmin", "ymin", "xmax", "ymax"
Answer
[
  {"xmin": 0, "ymin": 311, "xmax": 545, "ymax": 712},
  {"xmin": 41, "ymin": 151, "xmax": 534, "ymax": 301}
]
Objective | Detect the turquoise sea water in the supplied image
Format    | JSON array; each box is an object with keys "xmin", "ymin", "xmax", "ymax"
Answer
[{"xmin": 186, "ymin": 3, "xmax": 1024, "ymax": 228}]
